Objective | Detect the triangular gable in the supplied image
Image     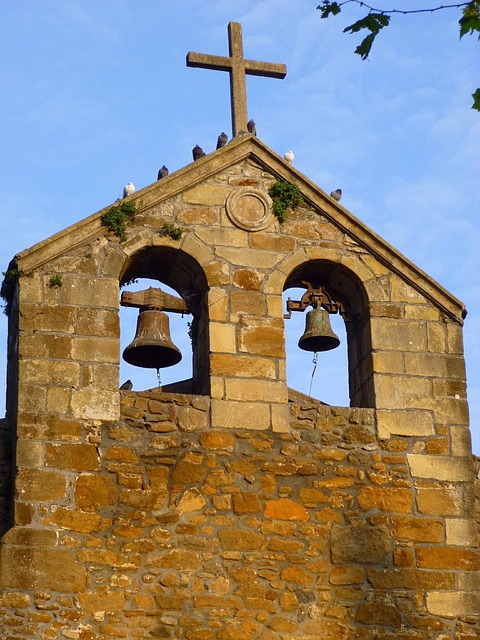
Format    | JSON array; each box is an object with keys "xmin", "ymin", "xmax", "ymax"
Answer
[{"xmin": 13, "ymin": 133, "xmax": 466, "ymax": 323}]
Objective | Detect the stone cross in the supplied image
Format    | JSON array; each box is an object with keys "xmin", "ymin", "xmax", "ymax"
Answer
[{"xmin": 186, "ymin": 22, "xmax": 287, "ymax": 137}]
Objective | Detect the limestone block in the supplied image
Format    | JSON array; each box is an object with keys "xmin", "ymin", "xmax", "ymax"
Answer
[
  {"xmin": 43, "ymin": 508, "xmax": 103, "ymax": 534},
  {"xmin": 61, "ymin": 276, "xmax": 119, "ymax": 308},
  {"xmin": 19, "ymin": 359, "xmax": 80, "ymax": 387},
  {"xmin": 71, "ymin": 337, "xmax": 119, "ymax": 363},
  {"xmin": 233, "ymin": 268, "xmax": 263, "ymax": 290},
  {"xmin": 391, "ymin": 515, "xmax": 444, "ymax": 542},
  {"xmin": 70, "ymin": 388, "xmax": 119, "ymax": 421},
  {"xmin": 238, "ymin": 317, "xmax": 285, "ymax": 358},
  {"xmin": 447, "ymin": 321, "xmax": 464, "ymax": 354},
  {"xmin": 250, "ymin": 233, "xmax": 295, "ymax": 251},
  {"xmin": 177, "ymin": 406, "xmax": 208, "ymax": 432},
  {"xmin": 271, "ymin": 403, "xmax": 291, "ymax": 433},
  {"xmin": 305, "ymin": 247, "xmax": 341, "ymax": 263},
  {"xmin": 46, "ymin": 387, "xmax": 70, "ymax": 413},
  {"xmin": 407, "ymin": 454, "xmax": 474, "ymax": 482},
  {"xmin": 209, "ymin": 322, "xmax": 236, "ymax": 353},
  {"xmin": 204, "ymin": 260, "xmax": 230, "ymax": 286},
  {"xmin": 405, "ymin": 353, "xmax": 465, "ymax": 379},
  {"xmin": 369, "ymin": 302, "xmax": 403, "ymax": 319},
  {"xmin": 405, "ymin": 304, "xmax": 441, "ymax": 320},
  {"xmin": 0, "ymin": 547, "xmax": 86, "ymax": 592},
  {"xmin": 427, "ymin": 591, "xmax": 480, "ymax": 618},
  {"xmin": 181, "ymin": 234, "xmax": 214, "ymax": 265},
  {"xmin": 375, "ymin": 376, "xmax": 432, "ymax": 410},
  {"xmin": 225, "ymin": 379, "xmax": 287, "ymax": 403},
  {"xmin": 17, "ymin": 385, "xmax": 47, "ymax": 413},
  {"xmin": 416, "ymin": 486, "xmax": 464, "ymax": 516},
  {"xmin": 433, "ymin": 397, "xmax": 469, "ymax": 426},
  {"xmin": 208, "ymin": 289, "xmax": 228, "ymax": 322},
  {"xmin": 177, "ymin": 206, "xmax": 219, "ymax": 225},
  {"xmin": 265, "ymin": 498, "xmax": 309, "ymax": 521},
  {"xmin": 370, "ymin": 318, "xmax": 426, "ymax": 351},
  {"xmin": 211, "ymin": 399, "xmax": 270, "ymax": 430},
  {"xmin": 200, "ymin": 431, "xmax": 235, "ymax": 451},
  {"xmin": 78, "ymin": 591, "xmax": 125, "ymax": 614},
  {"xmin": 76, "ymin": 308, "xmax": 119, "ymax": 337},
  {"xmin": 16, "ymin": 468, "xmax": 67, "ymax": 502},
  {"xmin": 21, "ymin": 334, "xmax": 72, "ymax": 359},
  {"xmin": 445, "ymin": 518, "xmax": 478, "ymax": 546},
  {"xmin": 427, "ymin": 322, "xmax": 446, "ymax": 353},
  {"xmin": 215, "ymin": 246, "xmax": 281, "ymax": 269},
  {"xmin": 357, "ymin": 487, "xmax": 412, "ymax": 513},
  {"xmin": 195, "ymin": 226, "xmax": 247, "ymax": 248},
  {"xmin": 16, "ymin": 439, "xmax": 43, "ymax": 468},
  {"xmin": 371, "ymin": 351, "xmax": 404, "ymax": 374},
  {"xmin": 210, "ymin": 353, "xmax": 276, "ymax": 379},
  {"xmin": 367, "ymin": 568, "xmax": 455, "ymax": 590},
  {"xmin": 266, "ymin": 294, "xmax": 284, "ymax": 318},
  {"xmin": 376, "ymin": 410, "xmax": 434, "ymax": 439},
  {"xmin": 183, "ymin": 184, "xmax": 231, "ymax": 206},
  {"xmin": 450, "ymin": 426, "xmax": 473, "ymax": 456},
  {"xmin": 75, "ymin": 474, "xmax": 117, "ymax": 510},
  {"xmin": 331, "ymin": 524, "xmax": 392, "ymax": 564},
  {"xmin": 1, "ymin": 527, "xmax": 57, "ymax": 547},
  {"xmin": 230, "ymin": 290, "xmax": 266, "ymax": 318},
  {"xmin": 19, "ymin": 272, "xmax": 42, "ymax": 303},
  {"xmin": 18, "ymin": 304, "xmax": 75, "ymax": 332},
  {"xmin": 390, "ymin": 274, "xmax": 428, "ymax": 303},
  {"xmin": 45, "ymin": 443, "xmax": 101, "ymax": 471}
]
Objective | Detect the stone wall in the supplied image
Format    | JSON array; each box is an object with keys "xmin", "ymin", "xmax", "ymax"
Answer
[
  {"xmin": 0, "ymin": 391, "xmax": 478, "ymax": 639},
  {"xmin": 0, "ymin": 139, "xmax": 478, "ymax": 638}
]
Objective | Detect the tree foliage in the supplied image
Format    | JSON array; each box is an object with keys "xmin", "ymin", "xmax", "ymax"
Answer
[{"xmin": 317, "ymin": 1, "xmax": 480, "ymax": 110}]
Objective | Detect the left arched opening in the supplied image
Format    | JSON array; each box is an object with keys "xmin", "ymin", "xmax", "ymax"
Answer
[{"xmin": 119, "ymin": 246, "xmax": 209, "ymax": 395}]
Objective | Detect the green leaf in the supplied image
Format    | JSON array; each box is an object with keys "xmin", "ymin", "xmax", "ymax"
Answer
[
  {"xmin": 317, "ymin": 1, "xmax": 341, "ymax": 19},
  {"xmin": 459, "ymin": 1, "xmax": 480, "ymax": 39},
  {"xmin": 472, "ymin": 87, "xmax": 480, "ymax": 111},
  {"xmin": 354, "ymin": 32, "xmax": 377, "ymax": 60},
  {"xmin": 344, "ymin": 13, "xmax": 390, "ymax": 36}
]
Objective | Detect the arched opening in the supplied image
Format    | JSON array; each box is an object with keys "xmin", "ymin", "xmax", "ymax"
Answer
[
  {"xmin": 283, "ymin": 259, "xmax": 373, "ymax": 408},
  {"xmin": 120, "ymin": 246, "xmax": 209, "ymax": 395}
]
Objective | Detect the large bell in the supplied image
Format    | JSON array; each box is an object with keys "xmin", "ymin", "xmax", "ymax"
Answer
[
  {"xmin": 298, "ymin": 307, "xmax": 340, "ymax": 353},
  {"xmin": 123, "ymin": 308, "xmax": 182, "ymax": 369}
]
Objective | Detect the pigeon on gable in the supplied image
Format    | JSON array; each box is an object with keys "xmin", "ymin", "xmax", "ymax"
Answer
[
  {"xmin": 119, "ymin": 379, "xmax": 133, "ymax": 391},
  {"xmin": 247, "ymin": 119, "xmax": 256, "ymax": 135},
  {"xmin": 330, "ymin": 188, "xmax": 342, "ymax": 202},
  {"xmin": 216, "ymin": 132, "xmax": 228, "ymax": 149},
  {"xmin": 192, "ymin": 145, "xmax": 205, "ymax": 161},
  {"xmin": 157, "ymin": 166, "xmax": 169, "ymax": 180},
  {"xmin": 284, "ymin": 150, "xmax": 294, "ymax": 164},
  {"xmin": 123, "ymin": 182, "xmax": 135, "ymax": 198}
]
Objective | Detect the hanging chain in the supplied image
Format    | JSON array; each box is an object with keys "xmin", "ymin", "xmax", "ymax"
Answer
[
  {"xmin": 308, "ymin": 352, "xmax": 318, "ymax": 398},
  {"xmin": 156, "ymin": 367, "xmax": 161, "ymax": 386}
]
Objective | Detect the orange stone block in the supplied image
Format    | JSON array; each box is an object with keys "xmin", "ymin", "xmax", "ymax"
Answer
[{"xmin": 264, "ymin": 498, "xmax": 309, "ymax": 521}]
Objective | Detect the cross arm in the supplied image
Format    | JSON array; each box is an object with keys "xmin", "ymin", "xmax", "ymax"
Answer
[{"xmin": 186, "ymin": 52, "xmax": 233, "ymax": 72}]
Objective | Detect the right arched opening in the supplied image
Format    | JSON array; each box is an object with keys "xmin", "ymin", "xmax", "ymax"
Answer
[{"xmin": 283, "ymin": 259, "xmax": 373, "ymax": 408}]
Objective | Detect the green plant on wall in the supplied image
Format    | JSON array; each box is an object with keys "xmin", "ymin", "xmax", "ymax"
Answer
[
  {"xmin": 159, "ymin": 222, "xmax": 183, "ymax": 241},
  {"xmin": 49, "ymin": 274, "xmax": 63, "ymax": 288},
  {"xmin": 0, "ymin": 268, "xmax": 20, "ymax": 314},
  {"xmin": 101, "ymin": 201, "xmax": 138, "ymax": 242},
  {"xmin": 268, "ymin": 180, "xmax": 304, "ymax": 223}
]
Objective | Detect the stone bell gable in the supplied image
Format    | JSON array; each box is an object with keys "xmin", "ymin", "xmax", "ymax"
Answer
[{"xmin": 0, "ymin": 132, "xmax": 478, "ymax": 638}]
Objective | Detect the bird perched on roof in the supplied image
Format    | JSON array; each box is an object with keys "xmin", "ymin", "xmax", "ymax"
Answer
[
  {"xmin": 216, "ymin": 132, "xmax": 228, "ymax": 149},
  {"xmin": 284, "ymin": 150, "xmax": 294, "ymax": 164},
  {"xmin": 123, "ymin": 182, "xmax": 135, "ymax": 198},
  {"xmin": 330, "ymin": 188, "xmax": 342, "ymax": 202},
  {"xmin": 247, "ymin": 119, "xmax": 256, "ymax": 135},
  {"xmin": 119, "ymin": 379, "xmax": 133, "ymax": 391},
  {"xmin": 192, "ymin": 145, "xmax": 205, "ymax": 161},
  {"xmin": 157, "ymin": 166, "xmax": 169, "ymax": 180}
]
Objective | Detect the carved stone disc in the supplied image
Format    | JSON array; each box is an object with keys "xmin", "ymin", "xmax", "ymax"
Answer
[{"xmin": 226, "ymin": 188, "xmax": 272, "ymax": 231}]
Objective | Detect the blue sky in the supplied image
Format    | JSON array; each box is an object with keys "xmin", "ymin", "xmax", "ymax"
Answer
[{"xmin": 1, "ymin": 1, "xmax": 479, "ymax": 452}]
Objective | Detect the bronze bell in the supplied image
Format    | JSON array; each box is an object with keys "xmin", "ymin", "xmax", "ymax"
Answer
[
  {"xmin": 123, "ymin": 308, "xmax": 182, "ymax": 369},
  {"xmin": 298, "ymin": 307, "xmax": 340, "ymax": 352}
]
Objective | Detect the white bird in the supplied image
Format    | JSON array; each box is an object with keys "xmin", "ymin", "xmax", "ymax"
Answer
[
  {"xmin": 330, "ymin": 188, "xmax": 342, "ymax": 202},
  {"xmin": 123, "ymin": 182, "xmax": 135, "ymax": 198},
  {"xmin": 284, "ymin": 150, "xmax": 294, "ymax": 164}
]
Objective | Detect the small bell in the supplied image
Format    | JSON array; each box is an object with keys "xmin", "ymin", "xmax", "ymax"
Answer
[
  {"xmin": 123, "ymin": 308, "xmax": 182, "ymax": 369},
  {"xmin": 298, "ymin": 307, "xmax": 340, "ymax": 353}
]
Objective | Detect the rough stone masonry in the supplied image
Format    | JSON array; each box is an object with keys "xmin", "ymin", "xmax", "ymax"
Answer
[{"xmin": 0, "ymin": 134, "xmax": 478, "ymax": 639}]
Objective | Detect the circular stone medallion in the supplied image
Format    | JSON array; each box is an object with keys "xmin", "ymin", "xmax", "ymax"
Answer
[{"xmin": 226, "ymin": 188, "xmax": 272, "ymax": 231}]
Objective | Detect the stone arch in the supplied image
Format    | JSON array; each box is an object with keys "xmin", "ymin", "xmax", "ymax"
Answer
[
  {"xmin": 282, "ymin": 258, "xmax": 373, "ymax": 408},
  {"xmin": 120, "ymin": 245, "xmax": 210, "ymax": 395}
]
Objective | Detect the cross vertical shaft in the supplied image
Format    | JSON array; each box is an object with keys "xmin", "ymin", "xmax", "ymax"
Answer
[{"xmin": 186, "ymin": 22, "xmax": 287, "ymax": 137}]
